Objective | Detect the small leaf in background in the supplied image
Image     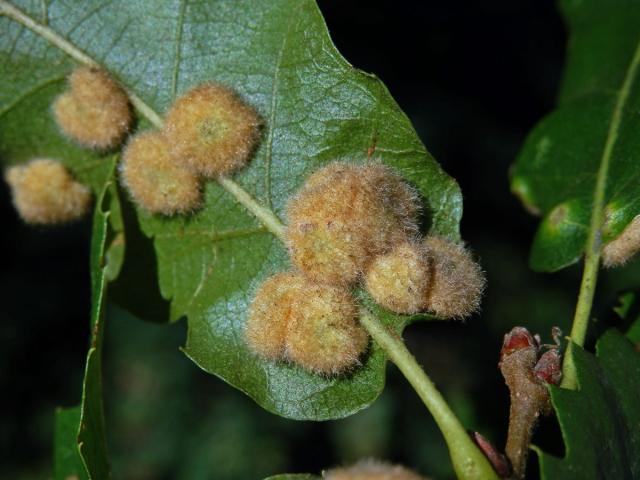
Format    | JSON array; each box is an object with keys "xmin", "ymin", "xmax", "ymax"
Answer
[
  {"xmin": 51, "ymin": 176, "xmax": 122, "ymax": 479},
  {"xmin": 510, "ymin": 0, "xmax": 640, "ymax": 272},
  {"xmin": 535, "ymin": 330, "xmax": 640, "ymax": 478},
  {"xmin": 54, "ymin": 406, "xmax": 87, "ymax": 480},
  {"xmin": 0, "ymin": 0, "xmax": 464, "ymax": 420}
]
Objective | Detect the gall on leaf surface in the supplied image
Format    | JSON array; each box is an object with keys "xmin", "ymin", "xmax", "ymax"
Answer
[
  {"xmin": 534, "ymin": 330, "xmax": 640, "ymax": 479},
  {"xmin": 510, "ymin": 0, "xmax": 640, "ymax": 272},
  {"xmin": 0, "ymin": 0, "xmax": 462, "ymax": 420}
]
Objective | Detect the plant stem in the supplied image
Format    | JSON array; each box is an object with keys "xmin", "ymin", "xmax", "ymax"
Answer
[
  {"xmin": 561, "ymin": 41, "xmax": 640, "ymax": 390},
  {"xmin": 359, "ymin": 310, "xmax": 498, "ymax": 480},
  {"xmin": 217, "ymin": 176, "xmax": 286, "ymax": 241},
  {"xmin": 561, "ymin": 247, "xmax": 600, "ymax": 389}
]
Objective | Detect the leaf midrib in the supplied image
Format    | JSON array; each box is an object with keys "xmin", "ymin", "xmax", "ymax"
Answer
[
  {"xmin": 0, "ymin": 0, "xmax": 287, "ymax": 239},
  {"xmin": 587, "ymin": 40, "xmax": 640, "ymax": 250}
]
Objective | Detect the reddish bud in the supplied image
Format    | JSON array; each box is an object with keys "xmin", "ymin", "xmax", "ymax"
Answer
[
  {"xmin": 471, "ymin": 432, "xmax": 511, "ymax": 479},
  {"xmin": 533, "ymin": 348, "xmax": 562, "ymax": 386},
  {"xmin": 500, "ymin": 326, "xmax": 538, "ymax": 359}
]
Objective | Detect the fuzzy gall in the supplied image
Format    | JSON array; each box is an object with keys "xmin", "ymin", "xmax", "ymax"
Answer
[
  {"xmin": 5, "ymin": 159, "xmax": 91, "ymax": 224},
  {"xmin": 284, "ymin": 280, "xmax": 369, "ymax": 375},
  {"xmin": 365, "ymin": 241, "xmax": 431, "ymax": 314},
  {"xmin": 163, "ymin": 83, "xmax": 261, "ymax": 176},
  {"xmin": 423, "ymin": 235, "xmax": 485, "ymax": 319},
  {"xmin": 286, "ymin": 162, "xmax": 420, "ymax": 286},
  {"xmin": 53, "ymin": 67, "xmax": 132, "ymax": 149},
  {"xmin": 120, "ymin": 131, "xmax": 202, "ymax": 215}
]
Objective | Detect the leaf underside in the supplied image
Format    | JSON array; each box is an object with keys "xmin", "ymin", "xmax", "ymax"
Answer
[
  {"xmin": 510, "ymin": 0, "xmax": 640, "ymax": 272},
  {"xmin": 0, "ymin": 0, "xmax": 462, "ymax": 425},
  {"xmin": 536, "ymin": 330, "xmax": 640, "ymax": 479}
]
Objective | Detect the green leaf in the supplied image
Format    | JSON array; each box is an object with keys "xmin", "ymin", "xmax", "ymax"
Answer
[
  {"xmin": 52, "ymin": 176, "xmax": 121, "ymax": 479},
  {"xmin": 535, "ymin": 330, "xmax": 640, "ymax": 478},
  {"xmin": 54, "ymin": 407, "xmax": 88, "ymax": 480},
  {"xmin": 0, "ymin": 0, "xmax": 462, "ymax": 421},
  {"xmin": 510, "ymin": 0, "xmax": 640, "ymax": 272}
]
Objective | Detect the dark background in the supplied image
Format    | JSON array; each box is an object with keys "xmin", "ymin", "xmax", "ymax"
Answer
[{"xmin": 2, "ymin": 1, "xmax": 638, "ymax": 479}]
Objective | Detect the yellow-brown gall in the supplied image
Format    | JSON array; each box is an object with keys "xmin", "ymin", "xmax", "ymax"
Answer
[
  {"xmin": 286, "ymin": 162, "xmax": 420, "ymax": 286},
  {"xmin": 423, "ymin": 235, "xmax": 485, "ymax": 319},
  {"xmin": 163, "ymin": 83, "xmax": 261, "ymax": 176},
  {"xmin": 285, "ymin": 281, "xmax": 369, "ymax": 375},
  {"xmin": 5, "ymin": 159, "xmax": 91, "ymax": 224},
  {"xmin": 602, "ymin": 215, "xmax": 640, "ymax": 268},
  {"xmin": 119, "ymin": 131, "xmax": 202, "ymax": 215},
  {"xmin": 52, "ymin": 67, "xmax": 132, "ymax": 149},
  {"xmin": 365, "ymin": 241, "xmax": 431, "ymax": 314},
  {"xmin": 245, "ymin": 272, "xmax": 308, "ymax": 360},
  {"xmin": 324, "ymin": 459, "xmax": 426, "ymax": 480}
]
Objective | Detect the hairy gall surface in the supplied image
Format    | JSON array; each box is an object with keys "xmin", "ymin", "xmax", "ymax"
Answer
[
  {"xmin": 5, "ymin": 158, "xmax": 91, "ymax": 224},
  {"xmin": 245, "ymin": 271, "xmax": 308, "ymax": 360},
  {"xmin": 602, "ymin": 215, "xmax": 640, "ymax": 267},
  {"xmin": 285, "ymin": 281, "xmax": 369, "ymax": 375},
  {"xmin": 365, "ymin": 241, "xmax": 431, "ymax": 314},
  {"xmin": 120, "ymin": 131, "xmax": 202, "ymax": 215},
  {"xmin": 423, "ymin": 236, "xmax": 485, "ymax": 319},
  {"xmin": 324, "ymin": 459, "xmax": 426, "ymax": 480},
  {"xmin": 286, "ymin": 162, "xmax": 420, "ymax": 286},
  {"xmin": 52, "ymin": 67, "xmax": 132, "ymax": 149},
  {"xmin": 163, "ymin": 83, "xmax": 261, "ymax": 176}
]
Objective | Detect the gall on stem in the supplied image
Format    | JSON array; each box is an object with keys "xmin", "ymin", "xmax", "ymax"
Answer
[
  {"xmin": 499, "ymin": 326, "xmax": 562, "ymax": 480},
  {"xmin": 286, "ymin": 161, "xmax": 420, "ymax": 287},
  {"xmin": 5, "ymin": 158, "xmax": 91, "ymax": 225},
  {"xmin": 163, "ymin": 83, "xmax": 261, "ymax": 177},
  {"xmin": 52, "ymin": 67, "xmax": 132, "ymax": 149}
]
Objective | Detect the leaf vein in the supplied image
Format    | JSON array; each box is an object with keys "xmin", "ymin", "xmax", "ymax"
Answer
[{"xmin": 170, "ymin": 0, "xmax": 187, "ymax": 100}]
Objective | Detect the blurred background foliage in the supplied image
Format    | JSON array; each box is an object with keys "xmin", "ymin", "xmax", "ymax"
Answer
[{"xmin": 2, "ymin": 1, "xmax": 639, "ymax": 478}]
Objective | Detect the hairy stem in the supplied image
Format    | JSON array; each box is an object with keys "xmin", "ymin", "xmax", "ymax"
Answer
[
  {"xmin": 359, "ymin": 310, "xmax": 498, "ymax": 480},
  {"xmin": 562, "ymin": 42, "xmax": 640, "ymax": 390},
  {"xmin": 2, "ymin": 2, "xmax": 493, "ymax": 475}
]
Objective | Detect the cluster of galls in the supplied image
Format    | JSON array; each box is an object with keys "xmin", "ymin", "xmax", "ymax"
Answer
[
  {"xmin": 246, "ymin": 161, "xmax": 486, "ymax": 375},
  {"xmin": 121, "ymin": 83, "xmax": 260, "ymax": 215},
  {"xmin": 5, "ymin": 67, "xmax": 133, "ymax": 224},
  {"xmin": 5, "ymin": 66, "xmax": 261, "ymax": 223}
]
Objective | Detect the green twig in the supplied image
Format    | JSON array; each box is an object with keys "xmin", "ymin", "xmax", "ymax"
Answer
[{"xmin": 359, "ymin": 310, "xmax": 498, "ymax": 480}]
